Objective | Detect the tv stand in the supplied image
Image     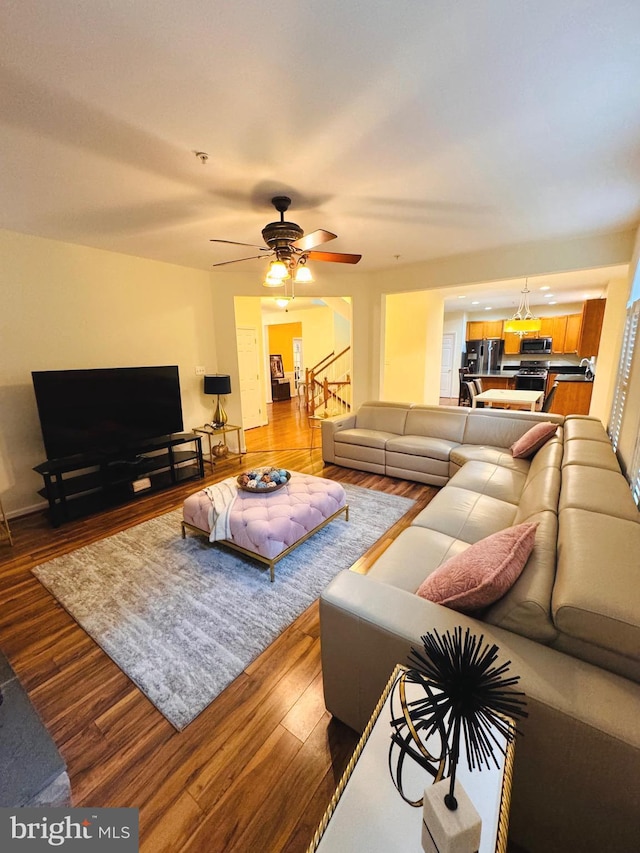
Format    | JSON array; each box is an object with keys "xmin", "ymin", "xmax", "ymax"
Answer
[{"xmin": 34, "ymin": 433, "xmax": 204, "ymax": 527}]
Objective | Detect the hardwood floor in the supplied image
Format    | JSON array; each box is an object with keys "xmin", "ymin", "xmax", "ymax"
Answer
[{"xmin": 0, "ymin": 399, "xmax": 436, "ymax": 852}]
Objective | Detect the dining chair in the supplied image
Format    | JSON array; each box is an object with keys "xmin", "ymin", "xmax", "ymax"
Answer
[
  {"xmin": 542, "ymin": 381, "xmax": 559, "ymax": 413},
  {"xmin": 465, "ymin": 380, "xmax": 484, "ymax": 408}
]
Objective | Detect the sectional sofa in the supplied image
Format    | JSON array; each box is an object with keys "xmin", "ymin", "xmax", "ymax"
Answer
[{"xmin": 320, "ymin": 402, "xmax": 640, "ymax": 853}]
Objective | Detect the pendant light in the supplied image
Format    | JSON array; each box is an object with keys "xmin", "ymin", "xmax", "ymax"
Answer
[{"xmin": 503, "ymin": 279, "xmax": 542, "ymax": 335}]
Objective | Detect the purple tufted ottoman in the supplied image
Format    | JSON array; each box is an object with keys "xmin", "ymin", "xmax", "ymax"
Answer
[{"xmin": 182, "ymin": 471, "xmax": 348, "ymax": 581}]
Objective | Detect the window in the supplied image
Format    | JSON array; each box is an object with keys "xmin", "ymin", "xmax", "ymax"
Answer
[{"xmin": 609, "ymin": 301, "xmax": 639, "ymax": 454}]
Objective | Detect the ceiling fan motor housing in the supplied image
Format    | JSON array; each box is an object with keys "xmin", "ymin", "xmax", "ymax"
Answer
[{"xmin": 261, "ymin": 221, "xmax": 304, "ymax": 257}]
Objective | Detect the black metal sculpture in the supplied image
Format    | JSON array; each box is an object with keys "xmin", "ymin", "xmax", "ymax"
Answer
[{"xmin": 389, "ymin": 626, "xmax": 528, "ymax": 810}]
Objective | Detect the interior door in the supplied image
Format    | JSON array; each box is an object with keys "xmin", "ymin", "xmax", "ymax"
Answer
[
  {"xmin": 440, "ymin": 333, "xmax": 455, "ymax": 398},
  {"xmin": 236, "ymin": 326, "xmax": 264, "ymax": 430}
]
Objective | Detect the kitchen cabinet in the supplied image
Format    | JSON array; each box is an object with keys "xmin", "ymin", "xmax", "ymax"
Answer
[
  {"xmin": 466, "ymin": 320, "xmax": 503, "ymax": 340},
  {"xmin": 537, "ymin": 317, "xmax": 554, "ymax": 339},
  {"xmin": 467, "ymin": 321, "xmax": 485, "ymax": 340},
  {"xmin": 551, "ymin": 316, "xmax": 568, "ymax": 353},
  {"xmin": 578, "ymin": 299, "xmax": 606, "ymax": 357},
  {"xmin": 483, "ymin": 320, "xmax": 504, "ymax": 339},
  {"xmin": 563, "ymin": 314, "xmax": 582, "ymax": 353},
  {"xmin": 546, "ymin": 379, "xmax": 593, "ymax": 416},
  {"xmin": 502, "ymin": 327, "xmax": 522, "ymax": 355}
]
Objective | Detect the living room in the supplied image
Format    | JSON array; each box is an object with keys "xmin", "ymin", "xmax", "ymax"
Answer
[{"xmin": 2, "ymin": 4, "xmax": 640, "ymax": 852}]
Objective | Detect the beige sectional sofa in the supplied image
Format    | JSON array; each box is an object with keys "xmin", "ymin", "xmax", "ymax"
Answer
[{"xmin": 320, "ymin": 403, "xmax": 640, "ymax": 853}]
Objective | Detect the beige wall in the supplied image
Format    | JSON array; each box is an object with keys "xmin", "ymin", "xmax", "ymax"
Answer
[
  {"xmin": 2, "ymin": 225, "xmax": 638, "ymax": 515},
  {"xmin": 233, "ymin": 296, "xmax": 269, "ymax": 427},
  {"xmin": 589, "ymin": 278, "xmax": 631, "ymax": 424},
  {"xmin": 0, "ymin": 229, "xmax": 215, "ymax": 514},
  {"xmin": 263, "ymin": 306, "xmax": 337, "ymax": 371},
  {"xmin": 382, "ymin": 291, "xmax": 444, "ymax": 404}
]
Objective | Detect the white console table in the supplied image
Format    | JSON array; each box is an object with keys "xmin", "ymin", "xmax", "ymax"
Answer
[{"xmin": 309, "ymin": 665, "xmax": 514, "ymax": 853}]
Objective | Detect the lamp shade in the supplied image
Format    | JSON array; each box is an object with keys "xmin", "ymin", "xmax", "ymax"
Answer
[{"xmin": 204, "ymin": 374, "xmax": 231, "ymax": 395}]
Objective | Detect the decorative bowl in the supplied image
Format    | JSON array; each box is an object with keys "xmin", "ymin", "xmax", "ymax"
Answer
[{"xmin": 237, "ymin": 467, "xmax": 291, "ymax": 493}]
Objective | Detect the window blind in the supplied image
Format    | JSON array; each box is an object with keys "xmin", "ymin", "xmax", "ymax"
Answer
[{"xmin": 609, "ymin": 301, "xmax": 639, "ymax": 454}]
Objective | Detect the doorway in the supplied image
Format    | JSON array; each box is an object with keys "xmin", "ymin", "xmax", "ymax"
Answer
[
  {"xmin": 236, "ymin": 326, "xmax": 264, "ymax": 430},
  {"xmin": 440, "ymin": 332, "xmax": 456, "ymax": 398}
]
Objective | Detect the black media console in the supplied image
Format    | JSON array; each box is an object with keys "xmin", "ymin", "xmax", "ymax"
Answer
[{"xmin": 34, "ymin": 433, "xmax": 204, "ymax": 527}]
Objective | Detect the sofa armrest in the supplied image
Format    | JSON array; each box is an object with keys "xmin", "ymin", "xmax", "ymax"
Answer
[
  {"xmin": 321, "ymin": 414, "xmax": 357, "ymax": 463},
  {"xmin": 320, "ymin": 570, "xmax": 640, "ymax": 853}
]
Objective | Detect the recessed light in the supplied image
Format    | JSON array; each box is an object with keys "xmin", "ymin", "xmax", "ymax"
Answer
[
  {"xmin": 540, "ymin": 286, "xmax": 550, "ymax": 291},
  {"xmin": 485, "ymin": 306, "xmax": 492, "ymax": 311},
  {"xmin": 458, "ymin": 295, "xmax": 466, "ymax": 299},
  {"xmin": 549, "ymin": 301, "xmax": 557, "ymax": 305},
  {"xmin": 471, "ymin": 301, "xmax": 480, "ymax": 305},
  {"xmin": 544, "ymin": 293, "xmax": 554, "ymax": 298}
]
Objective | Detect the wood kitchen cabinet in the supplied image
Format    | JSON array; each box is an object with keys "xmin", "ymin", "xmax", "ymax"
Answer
[
  {"xmin": 578, "ymin": 299, "xmax": 606, "ymax": 357},
  {"xmin": 466, "ymin": 320, "xmax": 503, "ymax": 340},
  {"xmin": 537, "ymin": 317, "xmax": 554, "ymax": 338},
  {"xmin": 467, "ymin": 321, "xmax": 485, "ymax": 340},
  {"xmin": 502, "ymin": 327, "xmax": 522, "ymax": 354},
  {"xmin": 563, "ymin": 314, "xmax": 582, "ymax": 353},
  {"xmin": 551, "ymin": 316, "xmax": 568, "ymax": 353},
  {"xmin": 546, "ymin": 380, "xmax": 593, "ymax": 416},
  {"xmin": 483, "ymin": 320, "xmax": 504, "ymax": 339}
]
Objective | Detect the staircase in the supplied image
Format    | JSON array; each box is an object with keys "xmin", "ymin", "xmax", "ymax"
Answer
[{"xmin": 304, "ymin": 347, "xmax": 351, "ymax": 419}]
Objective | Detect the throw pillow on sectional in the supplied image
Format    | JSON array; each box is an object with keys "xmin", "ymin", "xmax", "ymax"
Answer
[
  {"xmin": 511, "ymin": 422, "xmax": 558, "ymax": 459},
  {"xmin": 416, "ymin": 521, "xmax": 539, "ymax": 613}
]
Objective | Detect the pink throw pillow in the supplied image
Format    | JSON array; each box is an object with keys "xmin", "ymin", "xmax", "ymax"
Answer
[
  {"xmin": 416, "ymin": 522, "xmax": 539, "ymax": 612},
  {"xmin": 511, "ymin": 422, "xmax": 558, "ymax": 459}
]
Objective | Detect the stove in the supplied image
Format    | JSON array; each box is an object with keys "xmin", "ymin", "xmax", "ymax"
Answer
[
  {"xmin": 515, "ymin": 359, "xmax": 550, "ymax": 376},
  {"xmin": 515, "ymin": 360, "xmax": 549, "ymax": 392}
]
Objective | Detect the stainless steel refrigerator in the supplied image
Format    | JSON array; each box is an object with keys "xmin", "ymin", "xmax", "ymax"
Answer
[{"xmin": 464, "ymin": 338, "xmax": 504, "ymax": 373}]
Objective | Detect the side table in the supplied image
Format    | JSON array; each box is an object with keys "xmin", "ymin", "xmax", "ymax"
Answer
[
  {"xmin": 193, "ymin": 424, "xmax": 246, "ymax": 467},
  {"xmin": 0, "ymin": 498, "xmax": 13, "ymax": 546},
  {"xmin": 309, "ymin": 664, "xmax": 514, "ymax": 853}
]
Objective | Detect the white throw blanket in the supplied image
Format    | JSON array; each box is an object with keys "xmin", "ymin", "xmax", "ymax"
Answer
[{"xmin": 203, "ymin": 478, "xmax": 238, "ymax": 543}]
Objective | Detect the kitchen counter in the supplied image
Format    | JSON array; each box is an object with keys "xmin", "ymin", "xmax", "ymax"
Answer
[
  {"xmin": 553, "ymin": 374, "xmax": 594, "ymax": 383},
  {"xmin": 464, "ymin": 370, "xmax": 518, "ymax": 378}
]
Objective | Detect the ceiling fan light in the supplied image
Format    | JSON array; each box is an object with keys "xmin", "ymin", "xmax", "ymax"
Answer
[
  {"xmin": 275, "ymin": 297, "xmax": 292, "ymax": 308},
  {"xmin": 294, "ymin": 264, "xmax": 314, "ymax": 284},
  {"xmin": 268, "ymin": 260, "xmax": 289, "ymax": 280},
  {"xmin": 263, "ymin": 272, "xmax": 284, "ymax": 287}
]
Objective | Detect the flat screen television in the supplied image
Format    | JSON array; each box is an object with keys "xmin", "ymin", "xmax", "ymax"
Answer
[{"xmin": 32, "ymin": 366, "xmax": 184, "ymax": 461}]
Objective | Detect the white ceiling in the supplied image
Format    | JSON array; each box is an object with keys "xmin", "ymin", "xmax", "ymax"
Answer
[{"xmin": 1, "ymin": 1, "xmax": 639, "ymax": 277}]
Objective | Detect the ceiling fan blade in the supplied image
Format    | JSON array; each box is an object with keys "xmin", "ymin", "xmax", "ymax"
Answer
[
  {"xmin": 291, "ymin": 229, "xmax": 337, "ymax": 251},
  {"xmin": 210, "ymin": 239, "xmax": 269, "ymax": 250},
  {"xmin": 307, "ymin": 250, "xmax": 362, "ymax": 264},
  {"xmin": 211, "ymin": 255, "xmax": 269, "ymax": 268}
]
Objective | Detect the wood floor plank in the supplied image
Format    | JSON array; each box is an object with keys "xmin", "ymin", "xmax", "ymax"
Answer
[{"xmin": 0, "ymin": 399, "xmax": 437, "ymax": 852}]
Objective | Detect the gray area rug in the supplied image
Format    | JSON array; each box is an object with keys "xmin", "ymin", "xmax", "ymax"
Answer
[{"xmin": 33, "ymin": 484, "xmax": 415, "ymax": 730}]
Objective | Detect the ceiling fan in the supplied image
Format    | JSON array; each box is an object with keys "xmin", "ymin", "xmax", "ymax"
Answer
[{"xmin": 210, "ymin": 196, "xmax": 361, "ymax": 285}]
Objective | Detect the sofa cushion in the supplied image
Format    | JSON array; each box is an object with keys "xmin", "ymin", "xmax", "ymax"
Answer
[
  {"xmin": 511, "ymin": 422, "xmax": 559, "ymax": 459},
  {"xmin": 386, "ymin": 434, "xmax": 459, "ymax": 461},
  {"xmin": 355, "ymin": 401, "xmax": 411, "ymax": 434},
  {"xmin": 447, "ymin": 460, "xmax": 527, "ymax": 505},
  {"xmin": 367, "ymin": 526, "xmax": 470, "ymax": 592},
  {"xmin": 450, "ymin": 445, "xmax": 531, "ymax": 473},
  {"xmin": 484, "ymin": 510, "xmax": 559, "ymax": 643},
  {"xmin": 462, "ymin": 409, "xmax": 563, "ymax": 449},
  {"xmin": 555, "ymin": 508, "xmax": 640, "ymax": 662},
  {"xmin": 562, "ymin": 438, "xmax": 620, "ymax": 471},
  {"xmin": 334, "ymin": 428, "xmax": 398, "ymax": 449},
  {"xmin": 559, "ymin": 466, "xmax": 640, "ymax": 521},
  {"xmin": 403, "ymin": 406, "xmax": 468, "ymax": 443},
  {"xmin": 412, "ymin": 485, "xmax": 518, "ymax": 543},
  {"xmin": 563, "ymin": 415, "xmax": 610, "ymax": 442},
  {"xmin": 416, "ymin": 522, "xmax": 538, "ymax": 612}
]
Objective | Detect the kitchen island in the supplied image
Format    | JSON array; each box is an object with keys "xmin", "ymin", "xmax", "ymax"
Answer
[{"xmin": 546, "ymin": 373, "xmax": 594, "ymax": 416}]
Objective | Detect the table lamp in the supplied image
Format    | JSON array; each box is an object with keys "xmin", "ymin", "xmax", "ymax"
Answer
[{"xmin": 204, "ymin": 374, "xmax": 232, "ymax": 429}]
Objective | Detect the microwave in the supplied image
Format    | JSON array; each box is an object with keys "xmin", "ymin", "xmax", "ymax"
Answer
[{"xmin": 520, "ymin": 337, "xmax": 552, "ymax": 354}]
